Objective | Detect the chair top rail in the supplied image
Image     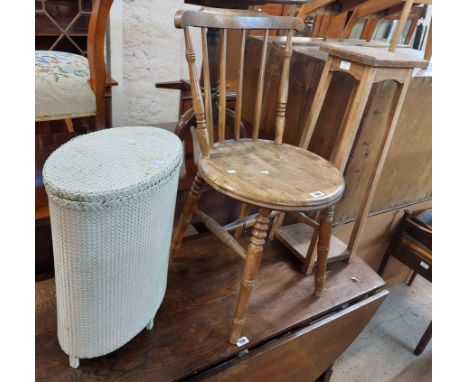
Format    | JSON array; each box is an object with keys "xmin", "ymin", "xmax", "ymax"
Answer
[{"xmin": 174, "ymin": 7, "xmax": 304, "ymax": 31}]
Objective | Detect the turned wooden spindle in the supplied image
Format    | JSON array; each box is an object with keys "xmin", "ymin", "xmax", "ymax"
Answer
[
  {"xmin": 218, "ymin": 28, "xmax": 227, "ymax": 143},
  {"xmin": 170, "ymin": 174, "xmax": 205, "ymax": 259},
  {"xmin": 252, "ymin": 30, "xmax": 269, "ymax": 141},
  {"xmin": 201, "ymin": 27, "xmax": 214, "ymax": 147},
  {"xmin": 314, "ymin": 206, "xmax": 335, "ymax": 296},
  {"xmin": 184, "ymin": 28, "xmax": 210, "ymax": 159},
  {"xmin": 234, "ymin": 29, "xmax": 247, "ymax": 141},
  {"xmin": 230, "ymin": 208, "xmax": 271, "ymax": 344}
]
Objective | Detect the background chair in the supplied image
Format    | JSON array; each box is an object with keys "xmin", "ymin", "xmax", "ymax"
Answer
[
  {"xmin": 341, "ymin": 0, "xmax": 432, "ymax": 57},
  {"xmin": 35, "ymin": 0, "xmax": 116, "ymax": 281},
  {"xmin": 35, "ymin": 0, "xmax": 116, "ymax": 131},
  {"xmin": 378, "ymin": 208, "xmax": 432, "ymax": 355},
  {"xmin": 171, "ymin": 8, "xmax": 345, "ymax": 345}
]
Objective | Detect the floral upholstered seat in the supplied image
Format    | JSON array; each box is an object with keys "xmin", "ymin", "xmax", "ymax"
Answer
[{"xmin": 35, "ymin": 51, "xmax": 96, "ymax": 121}]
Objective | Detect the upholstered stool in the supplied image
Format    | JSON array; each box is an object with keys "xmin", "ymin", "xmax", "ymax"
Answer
[
  {"xmin": 35, "ymin": 51, "xmax": 96, "ymax": 122},
  {"xmin": 43, "ymin": 126, "xmax": 182, "ymax": 368}
]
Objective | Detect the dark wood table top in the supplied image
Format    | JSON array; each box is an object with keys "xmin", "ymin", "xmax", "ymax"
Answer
[{"xmin": 36, "ymin": 233, "xmax": 384, "ymax": 381}]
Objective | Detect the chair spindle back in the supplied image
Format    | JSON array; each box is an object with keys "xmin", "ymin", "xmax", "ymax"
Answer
[{"xmin": 175, "ymin": 8, "xmax": 303, "ymax": 159}]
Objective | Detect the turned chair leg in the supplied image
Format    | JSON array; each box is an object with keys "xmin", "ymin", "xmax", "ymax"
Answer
[
  {"xmin": 170, "ymin": 174, "xmax": 204, "ymax": 259},
  {"xmin": 314, "ymin": 206, "xmax": 335, "ymax": 297},
  {"xmin": 230, "ymin": 208, "xmax": 271, "ymax": 345}
]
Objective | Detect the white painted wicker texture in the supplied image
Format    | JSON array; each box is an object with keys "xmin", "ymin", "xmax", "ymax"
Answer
[{"xmin": 43, "ymin": 126, "xmax": 182, "ymax": 359}]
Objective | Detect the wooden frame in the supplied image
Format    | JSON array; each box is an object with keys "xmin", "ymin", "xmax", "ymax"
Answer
[
  {"xmin": 172, "ymin": 8, "xmax": 346, "ymax": 345},
  {"xmin": 88, "ymin": 0, "xmax": 114, "ymax": 129}
]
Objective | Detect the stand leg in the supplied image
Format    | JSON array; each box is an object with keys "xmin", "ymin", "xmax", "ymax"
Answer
[
  {"xmin": 330, "ymin": 66, "xmax": 377, "ymax": 171},
  {"xmin": 378, "ymin": 243, "xmax": 394, "ymax": 276},
  {"xmin": 315, "ymin": 206, "xmax": 335, "ymax": 297},
  {"xmin": 414, "ymin": 321, "xmax": 432, "ymax": 356},
  {"xmin": 230, "ymin": 208, "xmax": 271, "ymax": 344},
  {"xmin": 170, "ymin": 174, "xmax": 205, "ymax": 259},
  {"xmin": 346, "ymin": 70, "xmax": 412, "ymax": 260},
  {"xmin": 298, "ymin": 58, "xmax": 334, "ymax": 149},
  {"xmin": 268, "ymin": 211, "xmax": 285, "ymax": 240},
  {"xmin": 303, "ymin": 211, "xmax": 320, "ymax": 275}
]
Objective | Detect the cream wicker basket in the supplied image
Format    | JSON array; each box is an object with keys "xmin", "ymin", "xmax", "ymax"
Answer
[{"xmin": 43, "ymin": 126, "xmax": 182, "ymax": 368}]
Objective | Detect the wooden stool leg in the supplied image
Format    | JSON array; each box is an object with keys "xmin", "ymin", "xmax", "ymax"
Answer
[
  {"xmin": 302, "ymin": 211, "xmax": 320, "ymax": 275},
  {"xmin": 314, "ymin": 206, "xmax": 335, "ymax": 297},
  {"xmin": 414, "ymin": 321, "xmax": 432, "ymax": 356},
  {"xmin": 377, "ymin": 249, "xmax": 392, "ymax": 276},
  {"xmin": 298, "ymin": 58, "xmax": 334, "ymax": 149},
  {"xmin": 407, "ymin": 270, "xmax": 417, "ymax": 286},
  {"xmin": 234, "ymin": 203, "xmax": 251, "ymax": 238},
  {"xmin": 230, "ymin": 208, "xmax": 271, "ymax": 344},
  {"xmin": 170, "ymin": 174, "xmax": 205, "ymax": 259},
  {"xmin": 331, "ymin": 66, "xmax": 377, "ymax": 170},
  {"xmin": 346, "ymin": 70, "xmax": 412, "ymax": 260}
]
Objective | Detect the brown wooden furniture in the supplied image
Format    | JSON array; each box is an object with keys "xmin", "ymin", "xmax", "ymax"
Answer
[
  {"xmin": 341, "ymin": 0, "xmax": 432, "ymax": 56},
  {"xmin": 171, "ymin": 8, "xmax": 347, "ymax": 345},
  {"xmin": 378, "ymin": 208, "xmax": 431, "ymax": 355},
  {"xmin": 297, "ymin": 0, "xmax": 425, "ymax": 47},
  {"xmin": 35, "ymin": 0, "xmax": 116, "ymax": 130},
  {"xmin": 272, "ymin": 43, "xmax": 428, "ymax": 274},
  {"xmin": 36, "ymin": 232, "xmax": 388, "ymax": 380},
  {"xmin": 297, "ymin": 0, "xmax": 367, "ymax": 39}
]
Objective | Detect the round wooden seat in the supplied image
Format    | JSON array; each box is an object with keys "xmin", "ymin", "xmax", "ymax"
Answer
[{"xmin": 198, "ymin": 139, "xmax": 345, "ymax": 211}]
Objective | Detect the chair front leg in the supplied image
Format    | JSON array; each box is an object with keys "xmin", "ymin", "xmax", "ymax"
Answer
[
  {"xmin": 314, "ymin": 205, "xmax": 335, "ymax": 297},
  {"xmin": 170, "ymin": 173, "xmax": 205, "ymax": 259},
  {"xmin": 230, "ymin": 207, "xmax": 271, "ymax": 345}
]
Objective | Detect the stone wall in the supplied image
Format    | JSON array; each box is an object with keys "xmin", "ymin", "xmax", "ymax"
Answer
[{"xmin": 110, "ymin": 0, "xmax": 201, "ymax": 126}]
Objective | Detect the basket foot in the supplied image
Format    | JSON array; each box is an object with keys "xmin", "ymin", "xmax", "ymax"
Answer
[
  {"xmin": 146, "ymin": 318, "xmax": 154, "ymax": 331},
  {"xmin": 69, "ymin": 356, "xmax": 80, "ymax": 368}
]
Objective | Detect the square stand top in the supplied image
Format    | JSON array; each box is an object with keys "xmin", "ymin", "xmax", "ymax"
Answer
[
  {"xmin": 320, "ymin": 43, "xmax": 429, "ymax": 68},
  {"xmin": 36, "ymin": 234, "xmax": 384, "ymax": 381}
]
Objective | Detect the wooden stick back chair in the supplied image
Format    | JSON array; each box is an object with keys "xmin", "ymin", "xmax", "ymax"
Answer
[{"xmin": 171, "ymin": 7, "xmax": 346, "ymax": 345}]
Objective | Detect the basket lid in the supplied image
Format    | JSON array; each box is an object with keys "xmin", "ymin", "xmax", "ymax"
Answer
[{"xmin": 43, "ymin": 126, "xmax": 182, "ymax": 204}]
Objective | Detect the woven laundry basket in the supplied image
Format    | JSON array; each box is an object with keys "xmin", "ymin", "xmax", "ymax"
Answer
[{"xmin": 43, "ymin": 126, "xmax": 182, "ymax": 367}]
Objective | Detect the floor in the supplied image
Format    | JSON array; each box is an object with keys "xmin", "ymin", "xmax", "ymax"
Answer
[{"xmin": 332, "ymin": 275, "xmax": 432, "ymax": 382}]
